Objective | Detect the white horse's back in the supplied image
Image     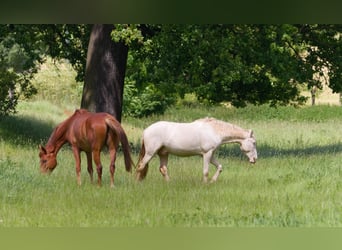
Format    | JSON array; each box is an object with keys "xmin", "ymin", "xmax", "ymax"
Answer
[{"xmin": 143, "ymin": 120, "xmax": 221, "ymax": 156}]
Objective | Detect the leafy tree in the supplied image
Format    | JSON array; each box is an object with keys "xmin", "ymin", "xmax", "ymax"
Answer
[
  {"xmin": 297, "ymin": 24, "xmax": 342, "ymax": 93},
  {"xmin": 37, "ymin": 24, "xmax": 90, "ymax": 82},
  {"xmin": 0, "ymin": 24, "xmax": 341, "ymax": 117},
  {"xmin": 0, "ymin": 25, "xmax": 45, "ymax": 115},
  {"xmin": 132, "ymin": 24, "xmax": 341, "ymax": 108}
]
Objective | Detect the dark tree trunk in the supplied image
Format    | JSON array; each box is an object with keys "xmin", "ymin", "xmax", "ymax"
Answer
[
  {"xmin": 81, "ymin": 24, "xmax": 128, "ymax": 122},
  {"xmin": 311, "ymin": 85, "xmax": 317, "ymax": 106}
]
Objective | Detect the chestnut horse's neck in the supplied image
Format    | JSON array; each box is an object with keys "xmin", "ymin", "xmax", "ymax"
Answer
[
  {"xmin": 45, "ymin": 109, "xmax": 90, "ymax": 155},
  {"xmin": 45, "ymin": 116, "xmax": 74, "ymax": 155}
]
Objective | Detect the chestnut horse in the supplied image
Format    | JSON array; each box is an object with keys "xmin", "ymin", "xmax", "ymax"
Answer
[
  {"xmin": 39, "ymin": 109, "xmax": 133, "ymax": 187},
  {"xmin": 136, "ymin": 117, "xmax": 257, "ymax": 183}
]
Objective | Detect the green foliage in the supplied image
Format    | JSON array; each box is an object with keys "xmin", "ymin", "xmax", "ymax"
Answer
[
  {"xmin": 123, "ymin": 80, "xmax": 176, "ymax": 117},
  {"xmin": 299, "ymin": 24, "xmax": 342, "ymax": 92},
  {"xmin": 0, "ymin": 70, "xmax": 17, "ymax": 115},
  {"xmin": 0, "ymin": 24, "xmax": 341, "ymax": 117},
  {"xmin": 111, "ymin": 24, "xmax": 145, "ymax": 46},
  {"xmin": 36, "ymin": 24, "xmax": 91, "ymax": 83},
  {"xmin": 0, "ymin": 24, "xmax": 89, "ymax": 116},
  {"xmin": 128, "ymin": 24, "xmax": 340, "ymax": 109},
  {"xmin": 0, "ymin": 25, "xmax": 45, "ymax": 115},
  {"xmin": 123, "ymin": 45, "xmax": 176, "ymax": 117}
]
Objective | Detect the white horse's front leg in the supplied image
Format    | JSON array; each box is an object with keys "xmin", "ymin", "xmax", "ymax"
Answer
[
  {"xmin": 159, "ymin": 153, "xmax": 170, "ymax": 181},
  {"xmin": 210, "ymin": 155, "xmax": 223, "ymax": 183},
  {"xmin": 202, "ymin": 151, "xmax": 213, "ymax": 183}
]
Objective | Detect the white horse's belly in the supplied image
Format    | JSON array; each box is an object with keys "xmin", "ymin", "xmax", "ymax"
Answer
[{"xmin": 162, "ymin": 144, "xmax": 202, "ymax": 156}]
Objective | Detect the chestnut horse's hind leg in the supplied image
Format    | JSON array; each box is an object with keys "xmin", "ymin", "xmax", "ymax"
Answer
[
  {"xmin": 109, "ymin": 148, "xmax": 117, "ymax": 188},
  {"xmin": 92, "ymin": 149, "xmax": 103, "ymax": 187},
  {"xmin": 86, "ymin": 151, "xmax": 94, "ymax": 183}
]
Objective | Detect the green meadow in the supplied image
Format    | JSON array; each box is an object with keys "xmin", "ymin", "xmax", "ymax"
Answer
[
  {"xmin": 0, "ymin": 100, "xmax": 341, "ymax": 227},
  {"xmin": 0, "ymin": 58, "xmax": 340, "ymax": 227}
]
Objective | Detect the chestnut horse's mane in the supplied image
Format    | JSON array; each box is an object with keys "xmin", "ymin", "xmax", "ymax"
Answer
[{"xmin": 46, "ymin": 109, "xmax": 87, "ymax": 153}]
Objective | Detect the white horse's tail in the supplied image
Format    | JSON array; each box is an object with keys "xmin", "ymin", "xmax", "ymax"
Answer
[{"xmin": 136, "ymin": 139, "xmax": 149, "ymax": 180}]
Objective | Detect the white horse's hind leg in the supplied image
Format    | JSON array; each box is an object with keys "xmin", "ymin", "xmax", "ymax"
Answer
[
  {"xmin": 210, "ymin": 155, "xmax": 223, "ymax": 183},
  {"xmin": 136, "ymin": 154, "xmax": 153, "ymax": 180},
  {"xmin": 158, "ymin": 153, "xmax": 170, "ymax": 181}
]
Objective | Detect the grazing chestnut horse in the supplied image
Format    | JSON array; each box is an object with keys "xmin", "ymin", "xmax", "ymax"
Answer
[
  {"xmin": 136, "ymin": 117, "xmax": 257, "ymax": 183},
  {"xmin": 39, "ymin": 109, "xmax": 133, "ymax": 187}
]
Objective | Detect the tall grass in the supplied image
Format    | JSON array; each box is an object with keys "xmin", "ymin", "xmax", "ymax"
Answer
[
  {"xmin": 30, "ymin": 57, "xmax": 83, "ymax": 110},
  {"xmin": 0, "ymin": 59, "xmax": 341, "ymax": 227},
  {"xmin": 0, "ymin": 101, "xmax": 341, "ymax": 227}
]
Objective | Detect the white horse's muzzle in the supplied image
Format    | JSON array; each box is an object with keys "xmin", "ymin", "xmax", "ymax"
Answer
[{"xmin": 249, "ymin": 158, "xmax": 257, "ymax": 164}]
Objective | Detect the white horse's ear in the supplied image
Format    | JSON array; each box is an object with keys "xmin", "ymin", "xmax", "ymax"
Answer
[{"xmin": 249, "ymin": 130, "xmax": 254, "ymax": 138}]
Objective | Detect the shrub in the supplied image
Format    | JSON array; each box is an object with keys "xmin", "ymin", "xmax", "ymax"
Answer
[{"xmin": 123, "ymin": 80, "xmax": 176, "ymax": 117}]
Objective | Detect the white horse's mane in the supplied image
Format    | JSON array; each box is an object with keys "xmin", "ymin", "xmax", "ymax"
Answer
[{"xmin": 197, "ymin": 117, "xmax": 250, "ymax": 139}]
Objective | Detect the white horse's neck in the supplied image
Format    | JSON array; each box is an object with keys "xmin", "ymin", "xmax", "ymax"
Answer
[{"xmin": 198, "ymin": 117, "xmax": 250, "ymax": 143}]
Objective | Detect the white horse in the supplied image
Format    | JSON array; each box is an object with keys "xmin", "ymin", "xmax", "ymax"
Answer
[{"xmin": 136, "ymin": 117, "xmax": 257, "ymax": 183}]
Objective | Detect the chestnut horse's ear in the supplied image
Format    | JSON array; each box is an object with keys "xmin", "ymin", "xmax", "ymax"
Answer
[{"xmin": 39, "ymin": 145, "xmax": 47, "ymax": 154}]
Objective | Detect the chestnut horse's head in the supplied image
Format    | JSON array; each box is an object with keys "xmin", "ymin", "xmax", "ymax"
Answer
[{"xmin": 39, "ymin": 145, "xmax": 57, "ymax": 174}]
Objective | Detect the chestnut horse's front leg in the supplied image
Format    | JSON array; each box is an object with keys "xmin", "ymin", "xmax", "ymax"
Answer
[{"xmin": 72, "ymin": 146, "xmax": 82, "ymax": 186}]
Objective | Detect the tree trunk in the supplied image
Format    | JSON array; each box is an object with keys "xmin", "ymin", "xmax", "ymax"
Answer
[
  {"xmin": 311, "ymin": 85, "xmax": 317, "ymax": 106},
  {"xmin": 81, "ymin": 24, "xmax": 128, "ymax": 122}
]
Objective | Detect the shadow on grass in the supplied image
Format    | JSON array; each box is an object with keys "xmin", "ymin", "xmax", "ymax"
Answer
[
  {"xmin": 217, "ymin": 142, "xmax": 342, "ymax": 159},
  {"xmin": 2, "ymin": 114, "xmax": 342, "ymax": 158},
  {"xmin": 129, "ymin": 140, "xmax": 342, "ymax": 162},
  {"xmin": 0, "ymin": 115, "xmax": 55, "ymax": 147},
  {"xmin": 257, "ymin": 143, "xmax": 342, "ymax": 158}
]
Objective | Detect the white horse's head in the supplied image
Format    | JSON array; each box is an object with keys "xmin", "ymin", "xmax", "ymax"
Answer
[{"xmin": 240, "ymin": 131, "xmax": 257, "ymax": 164}]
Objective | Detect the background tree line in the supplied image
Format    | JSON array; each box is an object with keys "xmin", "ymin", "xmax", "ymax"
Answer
[{"xmin": 0, "ymin": 24, "xmax": 341, "ymax": 120}]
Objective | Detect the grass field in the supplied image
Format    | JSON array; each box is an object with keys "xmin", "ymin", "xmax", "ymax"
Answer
[
  {"xmin": 0, "ymin": 100, "xmax": 341, "ymax": 227},
  {"xmin": 0, "ymin": 58, "xmax": 340, "ymax": 227}
]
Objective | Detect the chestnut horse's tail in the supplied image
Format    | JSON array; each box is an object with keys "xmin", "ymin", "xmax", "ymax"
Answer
[{"xmin": 105, "ymin": 116, "xmax": 133, "ymax": 173}]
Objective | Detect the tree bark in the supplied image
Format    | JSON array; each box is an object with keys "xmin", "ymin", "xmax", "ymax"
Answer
[
  {"xmin": 81, "ymin": 24, "xmax": 128, "ymax": 122},
  {"xmin": 311, "ymin": 85, "xmax": 317, "ymax": 106}
]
